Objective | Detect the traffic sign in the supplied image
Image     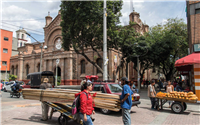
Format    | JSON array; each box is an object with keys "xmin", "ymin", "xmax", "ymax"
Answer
[{"xmin": 56, "ymin": 59, "xmax": 60, "ymax": 64}]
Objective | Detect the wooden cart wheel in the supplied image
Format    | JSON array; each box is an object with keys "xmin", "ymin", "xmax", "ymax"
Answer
[
  {"xmin": 58, "ymin": 114, "xmax": 68, "ymax": 125},
  {"xmin": 183, "ymin": 102, "xmax": 187, "ymax": 111},
  {"xmin": 171, "ymin": 102, "xmax": 184, "ymax": 114},
  {"xmin": 100, "ymin": 108, "xmax": 111, "ymax": 114}
]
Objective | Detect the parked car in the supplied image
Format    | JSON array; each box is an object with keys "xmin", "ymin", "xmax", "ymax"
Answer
[
  {"xmin": 4, "ymin": 81, "xmax": 24, "ymax": 92},
  {"xmin": 21, "ymin": 81, "xmax": 31, "ymax": 89},
  {"xmin": 92, "ymin": 81, "xmax": 140, "ymax": 114}
]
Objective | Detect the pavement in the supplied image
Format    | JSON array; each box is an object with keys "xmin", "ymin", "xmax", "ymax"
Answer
[{"xmin": 1, "ymin": 88, "xmax": 200, "ymax": 125}]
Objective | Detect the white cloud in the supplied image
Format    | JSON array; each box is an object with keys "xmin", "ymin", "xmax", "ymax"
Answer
[
  {"xmin": 1, "ymin": 0, "xmax": 187, "ymax": 41},
  {"xmin": 26, "ymin": 36, "xmax": 32, "ymax": 43},
  {"xmin": 162, "ymin": 19, "xmax": 168, "ymax": 24}
]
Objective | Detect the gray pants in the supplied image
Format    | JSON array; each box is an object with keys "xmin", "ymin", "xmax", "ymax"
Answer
[
  {"xmin": 122, "ymin": 108, "xmax": 131, "ymax": 125},
  {"xmin": 41, "ymin": 102, "xmax": 49, "ymax": 120}
]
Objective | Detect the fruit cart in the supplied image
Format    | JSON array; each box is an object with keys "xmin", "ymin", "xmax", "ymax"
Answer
[
  {"xmin": 155, "ymin": 92, "xmax": 198, "ymax": 114},
  {"xmin": 155, "ymin": 97, "xmax": 197, "ymax": 114}
]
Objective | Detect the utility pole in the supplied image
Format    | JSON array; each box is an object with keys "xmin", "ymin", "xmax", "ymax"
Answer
[
  {"xmin": 137, "ymin": 56, "xmax": 140, "ymax": 92},
  {"xmin": 103, "ymin": 0, "xmax": 108, "ymax": 81},
  {"xmin": 40, "ymin": 43, "xmax": 43, "ymax": 72},
  {"xmin": 26, "ymin": 32, "xmax": 44, "ymax": 72}
]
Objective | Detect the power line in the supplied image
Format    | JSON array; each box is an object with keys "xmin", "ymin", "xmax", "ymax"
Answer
[
  {"xmin": 0, "ymin": 25, "xmax": 44, "ymax": 36},
  {"xmin": 0, "ymin": 18, "xmax": 44, "ymax": 22},
  {"xmin": 1, "ymin": 22, "xmax": 44, "ymax": 33}
]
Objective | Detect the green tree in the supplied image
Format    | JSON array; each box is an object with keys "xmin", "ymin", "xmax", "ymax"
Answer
[
  {"xmin": 9, "ymin": 74, "xmax": 17, "ymax": 81},
  {"xmin": 126, "ymin": 35, "xmax": 153, "ymax": 85},
  {"xmin": 60, "ymin": 1, "xmax": 123, "ymax": 74},
  {"xmin": 147, "ymin": 18, "xmax": 188, "ymax": 80},
  {"xmin": 110, "ymin": 22, "xmax": 139, "ymax": 81}
]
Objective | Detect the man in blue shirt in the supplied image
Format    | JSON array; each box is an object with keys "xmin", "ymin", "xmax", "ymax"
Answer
[{"xmin": 120, "ymin": 77, "xmax": 133, "ymax": 125}]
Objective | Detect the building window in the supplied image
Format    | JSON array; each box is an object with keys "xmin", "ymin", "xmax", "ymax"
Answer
[
  {"xmin": 20, "ymin": 42, "xmax": 22, "ymax": 47},
  {"xmin": 4, "ymin": 37, "xmax": 9, "ymax": 41},
  {"xmin": 195, "ymin": 8, "xmax": 200, "ymax": 14},
  {"xmin": 2, "ymin": 61, "xmax": 7, "ymax": 66},
  {"xmin": 96, "ymin": 58, "xmax": 103, "ymax": 74},
  {"xmin": 26, "ymin": 64, "xmax": 29, "ymax": 75},
  {"xmin": 81, "ymin": 60, "xmax": 85, "ymax": 74},
  {"xmin": 37, "ymin": 63, "xmax": 40, "ymax": 72},
  {"xmin": 22, "ymin": 34, "xmax": 24, "ymax": 39},
  {"xmin": 3, "ymin": 48, "xmax": 8, "ymax": 53},
  {"xmin": 16, "ymin": 65, "xmax": 18, "ymax": 76}
]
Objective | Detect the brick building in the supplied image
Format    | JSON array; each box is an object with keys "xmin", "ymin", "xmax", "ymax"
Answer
[
  {"xmin": 10, "ymin": 10, "xmax": 153, "ymax": 85},
  {"xmin": 187, "ymin": 1, "xmax": 200, "ymax": 53},
  {"xmin": 175, "ymin": 1, "xmax": 200, "ymax": 102},
  {"xmin": 0, "ymin": 29, "xmax": 13, "ymax": 81}
]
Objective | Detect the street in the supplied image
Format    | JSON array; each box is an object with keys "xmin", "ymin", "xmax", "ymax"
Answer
[{"xmin": 1, "ymin": 89, "xmax": 200, "ymax": 125}]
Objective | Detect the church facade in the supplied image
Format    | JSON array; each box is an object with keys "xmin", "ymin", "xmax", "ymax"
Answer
[{"xmin": 10, "ymin": 10, "xmax": 154, "ymax": 85}]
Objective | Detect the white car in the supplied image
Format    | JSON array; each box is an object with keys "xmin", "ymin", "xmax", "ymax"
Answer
[{"xmin": 4, "ymin": 81, "xmax": 24, "ymax": 92}]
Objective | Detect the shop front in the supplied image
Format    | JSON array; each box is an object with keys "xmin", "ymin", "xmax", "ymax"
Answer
[{"xmin": 175, "ymin": 47, "xmax": 200, "ymax": 102}]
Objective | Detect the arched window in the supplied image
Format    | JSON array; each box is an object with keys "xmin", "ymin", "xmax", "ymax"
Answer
[
  {"xmin": 26, "ymin": 64, "xmax": 29, "ymax": 75},
  {"xmin": 96, "ymin": 58, "xmax": 103, "ymax": 74},
  {"xmin": 81, "ymin": 60, "xmax": 85, "ymax": 74},
  {"xmin": 22, "ymin": 34, "xmax": 24, "ymax": 39},
  {"xmin": 11, "ymin": 66, "xmax": 14, "ymax": 75},
  {"xmin": 37, "ymin": 63, "xmax": 40, "ymax": 72},
  {"xmin": 16, "ymin": 65, "xmax": 18, "ymax": 76}
]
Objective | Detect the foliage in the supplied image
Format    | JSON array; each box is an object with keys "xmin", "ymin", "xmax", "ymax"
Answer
[
  {"xmin": 110, "ymin": 22, "xmax": 139, "ymax": 80},
  {"xmin": 56, "ymin": 76, "xmax": 61, "ymax": 86},
  {"xmin": 147, "ymin": 18, "xmax": 188, "ymax": 80},
  {"xmin": 9, "ymin": 74, "xmax": 17, "ymax": 81},
  {"xmin": 60, "ymin": 1, "xmax": 123, "ymax": 74}
]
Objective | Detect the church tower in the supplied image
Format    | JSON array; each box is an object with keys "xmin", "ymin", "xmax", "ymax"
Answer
[{"xmin": 16, "ymin": 28, "xmax": 27, "ymax": 47}]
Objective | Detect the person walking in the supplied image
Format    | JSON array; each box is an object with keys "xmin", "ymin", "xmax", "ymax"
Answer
[
  {"xmin": 40, "ymin": 78, "xmax": 52, "ymax": 121},
  {"xmin": 148, "ymin": 80, "xmax": 157, "ymax": 109},
  {"xmin": 166, "ymin": 80, "xmax": 174, "ymax": 107},
  {"xmin": 75, "ymin": 81, "xmax": 95, "ymax": 125},
  {"xmin": 120, "ymin": 77, "xmax": 133, "ymax": 125}
]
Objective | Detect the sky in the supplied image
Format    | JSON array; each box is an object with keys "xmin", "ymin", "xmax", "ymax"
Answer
[{"xmin": 0, "ymin": 0, "xmax": 187, "ymax": 43}]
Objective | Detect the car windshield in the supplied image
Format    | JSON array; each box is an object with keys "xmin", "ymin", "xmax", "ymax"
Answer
[{"xmin": 108, "ymin": 84, "xmax": 122, "ymax": 93}]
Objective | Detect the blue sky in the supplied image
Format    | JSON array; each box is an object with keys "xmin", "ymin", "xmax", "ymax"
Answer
[{"xmin": 0, "ymin": 0, "xmax": 187, "ymax": 43}]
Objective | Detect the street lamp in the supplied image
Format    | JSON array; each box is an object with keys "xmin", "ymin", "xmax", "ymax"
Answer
[{"xmin": 25, "ymin": 32, "xmax": 47, "ymax": 72}]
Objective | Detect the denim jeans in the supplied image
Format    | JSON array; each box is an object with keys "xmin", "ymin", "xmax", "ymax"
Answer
[
  {"xmin": 150, "ymin": 97, "xmax": 156, "ymax": 109},
  {"xmin": 79, "ymin": 113, "xmax": 93, "ymax": 125},
  {"xmin": 122, "ymin": 108, "xmax": 131, "ymax": 125}
]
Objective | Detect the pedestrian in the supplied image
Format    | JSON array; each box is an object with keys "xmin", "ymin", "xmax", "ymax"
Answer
[
  {"xmin": 166, "ymin": 80, "xmax": 174, "ymax": 107},
  {"xmin": 148, "ymin": 80, "xmax": 157, "ymax": 109},
  {"xmin": 75, "ymin": 81, "xmax": 95, "ymax": 125},
  {"xmin": 40, "ymin": 78, "xmax": 52, "ymax": 121},
  {"xmin": 120, "ymin": 77, "xmax": 133, "ymax": 125}
]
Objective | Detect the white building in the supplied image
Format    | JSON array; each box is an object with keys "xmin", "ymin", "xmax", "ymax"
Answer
[{"xmin": 16, "ymin": 28, "xmax": 27, "ymax": 47}]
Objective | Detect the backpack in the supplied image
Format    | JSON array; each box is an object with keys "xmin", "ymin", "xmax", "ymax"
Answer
[{"xmin": 72, "ymin": 92, "xmax": 88, "ymax": 115}]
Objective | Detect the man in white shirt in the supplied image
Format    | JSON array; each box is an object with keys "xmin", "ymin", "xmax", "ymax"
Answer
[{"xmin": 148, "ymin": 80, "xmax": 157, "ymax": 109}]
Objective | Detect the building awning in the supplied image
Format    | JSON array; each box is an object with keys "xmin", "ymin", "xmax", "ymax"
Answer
[{"xmin": 175, "ymin": 53, "xmax": 200, "ymax": 71}]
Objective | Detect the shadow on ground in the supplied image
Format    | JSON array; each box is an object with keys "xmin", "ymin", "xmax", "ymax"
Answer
[
  {"xmin": 139, "ymin": 106, "xmax": 190, "ymax": 115},
  {"xmin": 13, "ymin": 115, "xmax": 80, "ymax": 125}
]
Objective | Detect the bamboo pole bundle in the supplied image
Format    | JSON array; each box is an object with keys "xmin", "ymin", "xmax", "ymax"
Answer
[{"xmin": 22, "ymin": 89, "xmax": 121, "ymax": 111}]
